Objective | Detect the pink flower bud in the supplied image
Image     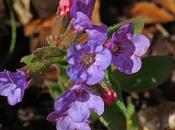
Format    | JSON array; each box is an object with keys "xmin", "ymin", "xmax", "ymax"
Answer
[
  {"xmin": 102, "ymin": 87, "xmax": 118, "ymax": 105},
  {"xmin": 58, "ymin": 0, "xmax": 73, "ymax": 15}
]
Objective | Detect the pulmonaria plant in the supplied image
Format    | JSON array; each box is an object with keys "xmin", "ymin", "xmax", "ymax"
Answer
[{"xmin": 0, "ymin": 0, "xmax": 150, "ymax": 130}]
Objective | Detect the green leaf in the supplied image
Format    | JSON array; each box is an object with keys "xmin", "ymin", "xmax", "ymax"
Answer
[
  {"xmin": 33, "ymin": 47, "xmax": 65, "ymax": 60},
  {"xmin": 101, "ymin": 100, "xmax": 127, "ymax": 130},
  {"xmin": 21, "ymin": 54, "xmax": 34, "ymax": 65},
  {"xmin": 129, "ymin": 16, "xmax": 145, "ymax": 34},
  {"xmin": 108, "ymin": 16, "xmax": 145, "ymax": 38},
  {"xmin": 111, "ymin": 56, "xmax": 174, "ymax": 92},
  {"xmin": 26, "ymin": 61, "xmax": 51, "ymax": 77},
  {"xmin": 48, "ymin": 56, "xmax": 67, "ymax": 65},
  {"xmin": 108, "ymin": 23, "xmax": 122, "ymax": 38}
]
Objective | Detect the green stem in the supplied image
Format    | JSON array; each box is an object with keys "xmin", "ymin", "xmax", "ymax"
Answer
[
  {"xmin": 107, "ymin": 66, "xmax": 124, "ymax": 101},
  {"xmin": 7, "ymin": 0, "xmax": 17, "ymax": 54}
]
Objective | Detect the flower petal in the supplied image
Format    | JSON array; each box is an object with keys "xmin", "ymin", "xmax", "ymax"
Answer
[
  {"xmin": 67, "ymin": 65, "xmax": 86, "ymax": 83},
  {"xmin": 130, "ymin": 55, "xmax": 142, "ymax": 74},
  {"xmin": 88, "ymin": 93, "xmax": 104, "ymax": 115},
  {"xmin": 7, "ymin": 87, "xmax": 22, "ymax": 105},
  {"xmin": 131, "ymin": 34, "xmax": 150, "ymax": 56},
  {"xmin": 69, "ymin": 102, "xmax": 90, "ymax": 123},
  {"xmin": 56, "ymin": 116, "xmax": 90, "ymax": 130},
  {"xmin": 54, "ymin": 90, "xmax": 74, "ymax": 113},
  {"xmin": 47, "ymin": 112, "xmax": 62, "ymax": 122},
  {"xmin": 86, "ymin": 65, "xmax": 105, "ymax": 85},
  {"xmin": 95, "ymin": 48, "xmax": 112, "ymax": 70},
  {"xmin": 71, "ymin": 0, "xmax": 95, "ymax": 19},
  {"xmin": 112, "ymin": 54, "xmax": 133, "ymax": 74},
  {"xmin": 86, "ymin": 24, "xmax": 108, "ymax": 42},
  {"xmin": 0, "ymin": 83, "xmax": 17, "ymax": 96},
  {"xmin": 73, "ymin": 12, "xmax": 92, "ymax": 31},
  {"xmin": 0, "ymin": 70, "xmax": 27, "ymax": 105},
  {"xmin": 111, "ymin": 23, "xmax": 134, "ymax": 43}
]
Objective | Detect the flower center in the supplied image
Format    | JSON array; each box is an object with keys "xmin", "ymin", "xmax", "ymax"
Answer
[
  {"xmin": 74, "ymin": 89, "xmax": 90, "ymax": 102},
  {"xmin": 80, "ymin": 53, "xmax": 96, "ymax": 68},
  {"xmin": 112, "ymin": 43, "xmax": 120, "ymax": 53}
]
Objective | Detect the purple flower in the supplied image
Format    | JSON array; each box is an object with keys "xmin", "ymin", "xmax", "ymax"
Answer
[
  {"xmin": 0, "ymin": 70, "xmax": 28, "ymax": 105},
  {"xmin": 56, "ymin": 116, "xmax": 90, "ymax": 130},
  {"xmin": 108, "ymin": 23, "xmax": 150, "ymax": 74},
  {"xmin": 73, "ymin": 12, "xmax": 108, "ymax": 42},
  {"xmin": 67, "ymin": 40, "xmax": 112, "ymax": 85},
  {"xmin": 47, "ymin": 84, "xmax": 104, "ymax": 125},
  {"xmin": 69, "ymin": 0, "xmax": 108, "ymax": 42},
  {"xmin": 71, "ymin": 0, "xmax": 95, "ymax": 19}
]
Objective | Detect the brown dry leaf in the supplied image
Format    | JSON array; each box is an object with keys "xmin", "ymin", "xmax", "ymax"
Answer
[
  {"xmin": 24, "ymin": 16, "xmax": 56, "ymax": 52},
  {"xmin": 92, "ymin": 0, "xmax": 102, "ymax": 25},
  {"xmin": 24, "ymin": 19, "xmax": 43, "ymax": 36},
  {"xmin": 13, "ymin": 0, "xmax": 32, "ymax": 25},
  {"xmin": 131, "ymin": 2, "xmax": 174, "ymax": 24},
  {"xmin": 155, "ymin": 0, "xmax": 175, "ymax": 14},
  {"xmin": 24, "ymin": 16, "xmax": 56, "ymax": 36},
  {"xmin": 138, "ymin": 102, "xmax": 175, "ymax": 130}
]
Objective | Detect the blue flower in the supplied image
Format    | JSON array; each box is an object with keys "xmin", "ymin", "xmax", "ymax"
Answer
[
  {"xmin": 47, "ymin": 84, "xmax": 104, "ymax": 130},
  {"xmin": 67, "ymin": 40, "xmax": 112, "ymax": 85},
  {"xmin": 107, "ymin": 23, "xmax": 150, "ymax": 74},
  {"xmin": 0, "ymin": 70, "xmax": 28, "ymax": 105}
]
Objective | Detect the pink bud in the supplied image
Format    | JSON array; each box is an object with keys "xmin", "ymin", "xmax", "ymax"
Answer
[
  {"xmin": 58, "ymin": 0, "xmax": 73, "ymax": 15},
  {"xmin": 102, "ymin": 88, "xmax": 118, "ymax": 105}
]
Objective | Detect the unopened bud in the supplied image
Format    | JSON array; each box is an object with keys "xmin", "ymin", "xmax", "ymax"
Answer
[
  {"xmin": 52, "ymin": 14, "xmax": 70, "ymax": 45},
  {"xmin": 58, "ymin": 0, "xmax": 73, "ymax": 15},
  {"xmin": 100, "ymin": 79, "xmax": 118, "ymax": 105},
  {"xmin": 102, "ymin": 87, "xmax": 117, "ymax": 105}
]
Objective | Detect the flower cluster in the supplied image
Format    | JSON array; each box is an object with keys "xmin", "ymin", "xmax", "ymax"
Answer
[
  {"xmin": 47, "ymin": 0, "xmax": 150, "ymax": 130},
  {"xmin": 0, "ymin": 0, "xmax": 150, "ymax": 130}
]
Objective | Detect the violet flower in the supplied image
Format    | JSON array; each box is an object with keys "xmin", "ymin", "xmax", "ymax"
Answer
[
  {"xmin": 56, "ymin": 116, "xmax": 90, "ymax": 130},
  {"xmin": 69, "ymin": 0, "xmax": 108, "ymax": 42},
  {"xmin": 73, "ymin": 12, "xmax": 108, "ymax": 42},
  {"xmin": 67, "ymin": 40, "xmax": 112, "ymax": 85},
  {"xmin": 107, "ymin": 23, "xmax": 150, "ymax": 74},
  {"xmin": 71, "ymin": 0, "xmax": 95, "ymax": 19},
  {"xmin": 0, "ymin": 70, "xmax": 28, "ymax": 105},
  {"xmin": 58, "ymin": 0, "xmax": 108, "ymax": 43},
  {"xmin": 47, "ymin": 84, "xmax": 104, "ymax": 128}
]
